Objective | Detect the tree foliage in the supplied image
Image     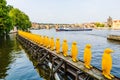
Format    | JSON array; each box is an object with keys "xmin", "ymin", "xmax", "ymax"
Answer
[
  {"xmin": 0, "ymin": 0, "xmax": 13, "ymax": 36},
  {"xmin": 0, "ymin": 0, "xmax": 31, "ymax": 36},
  {"xmin": 95, "ymin": 22, "xmax": 105, "ymax": 27},
  {"xmin": 9, "ymin": 8, "xmax": 31, "ymax": 31}
]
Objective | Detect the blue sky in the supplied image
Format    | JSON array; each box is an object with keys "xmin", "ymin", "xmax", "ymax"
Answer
[{"xmin": 6, "ymin": 0, "xmax": 120, "ymax": 24}]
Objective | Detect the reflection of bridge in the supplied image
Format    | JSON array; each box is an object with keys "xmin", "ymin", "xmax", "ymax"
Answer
[{"xmin": 31, "ymin": 22, "xmax": 96, "ymax": 29}]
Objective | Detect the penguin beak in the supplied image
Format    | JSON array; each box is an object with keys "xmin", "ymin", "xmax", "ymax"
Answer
[{"xmin": 110, "ymin": 50, "xmax": 114, "ymax": 53}]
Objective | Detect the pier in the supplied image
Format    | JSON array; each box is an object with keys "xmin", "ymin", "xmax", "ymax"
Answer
[
  {"xmin": 17, "ymin": 31, "xmax": 120, "ymax": 80},
  {"xmin": 107, "ymin": 35, "xmax": 120, "ymax": 41}
]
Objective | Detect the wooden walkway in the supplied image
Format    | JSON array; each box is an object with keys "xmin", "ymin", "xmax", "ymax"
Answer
[{"xmin": 17, "ymin": 35, "xmax": 120, "ymax": 80}]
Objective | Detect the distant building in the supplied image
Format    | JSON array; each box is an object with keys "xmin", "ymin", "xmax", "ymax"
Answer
[
  {"xmin": 112, "ymin": 20, "xmax": 120, "ymax": 29},
  {"xmin": 107, "ymin": 16, "xmax": 113, "ymax": 27},
  {"xmin": 107, "ymin": 17, "xmax": 120, "ymax": 29}
]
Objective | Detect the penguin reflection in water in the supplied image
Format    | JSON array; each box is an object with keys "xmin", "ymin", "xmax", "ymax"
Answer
[
  {"xmin": 102, "ymin": 48, "xmax": 114, "ymax": 79},
  {"xmin": 83, "ymin": 44, "xmax": 93, "ymax": 69}
]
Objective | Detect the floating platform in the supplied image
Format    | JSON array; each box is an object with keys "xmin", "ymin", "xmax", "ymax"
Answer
[
  {"xmin": 17, "ymin": 34, "xmax": 120, "ymax": 80},
  {"xmin": 107, "ymin": 35, "xmax": 120, "ymax": 41}
]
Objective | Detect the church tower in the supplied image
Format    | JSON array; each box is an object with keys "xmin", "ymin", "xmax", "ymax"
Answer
[{"xmin": 107, "ymin": 16, "xmax": 113, "ymax": 27}]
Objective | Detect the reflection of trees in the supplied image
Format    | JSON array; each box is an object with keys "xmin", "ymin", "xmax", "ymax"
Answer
[
  {"xmin": 33, "ymin": 61, "xmax": 53, "ymax": 80},
  {"xmin": 25, "ymin": 52, "xmax": 53, "ymax": 80},
  {"xmin": 0, "ymin": 34, "xmax": 21, "ymax": 79},
  {"xmin": 37, "ymin": 64, "xmax": 52, "ymax": 80}
]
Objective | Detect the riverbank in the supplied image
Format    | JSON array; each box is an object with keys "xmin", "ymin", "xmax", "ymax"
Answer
[{"xmin": 95, "ymin": 27, "xmax": 120, "ymax": 30}]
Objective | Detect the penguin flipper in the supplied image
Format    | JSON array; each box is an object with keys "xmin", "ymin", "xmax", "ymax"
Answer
[
  {"xmin": 109, "ymin": 74, "xmax": 114, "ymax": 78},
  {"xmin": 104, "ymin": 74, "xmax": 112, "ymax": 80},
  {"xmin": 89, "ymin": 65, "xmax": 93, "ymax": 68},
  {"xmin": 85, "ymin": 65, "xmax": 91, "ymax": 69}
]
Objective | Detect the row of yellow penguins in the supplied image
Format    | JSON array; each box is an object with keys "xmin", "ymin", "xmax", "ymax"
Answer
[{"xmin": 18, "ymin": 30, "xmax": 115, "ymax": 79}]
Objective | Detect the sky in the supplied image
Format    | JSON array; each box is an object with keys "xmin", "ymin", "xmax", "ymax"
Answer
[{"xmin": 6, "ymin": 0, "xmax": 120, "ymax": 24}]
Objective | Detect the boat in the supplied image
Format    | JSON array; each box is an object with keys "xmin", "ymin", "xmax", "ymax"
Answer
[{"xmin": 56, "ymin": 28, "xmax": 92, "ymax": 31}]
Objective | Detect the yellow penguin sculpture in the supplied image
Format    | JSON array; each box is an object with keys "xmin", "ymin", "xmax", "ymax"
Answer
[
  {"xmin": 38, "ymin": 35, "xmax": 41, "ymax": 45},
  {"xmin": 44, "ymin": 36, "xmax": 47, "ymax": 46},
  {"xmin": 62, "ymin": 40, "xmax": 68, "ymax": 57},
  {"xmin": 83, "ymin": 44, "xmax": 92, "ymax": 69},
  {"xmin": 50, "ymin": 37, "xmax": 55, "ymax": 50},
  {"xmin": 47, "ymin": 37, "xmax": 50, "ymax": 48},
  {"xmin": 46, "ymin": 36, "xmax": 49, "ymax": 47},
  {"xmin": 42, "ymin": 36, "xmax": 46, "ymax": 46},
  {"xmin": 40, "ymin": 36, "xmax": 43, "ymax": 45},
  {"xmin": 56, "ymin": 38, "xmax": 60, "ymax": 54},
  {"xmin": 102, "ymin": 48, "xmax": 114, "ymax": 79},
  {"xmin": 71, "ymin": 42, "xmax": 78, "ymax": 62}
]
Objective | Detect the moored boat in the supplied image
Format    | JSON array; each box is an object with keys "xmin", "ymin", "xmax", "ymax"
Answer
[{"xmin": 56, "ymin": 28, "xmax": 92, "ymax": 31}]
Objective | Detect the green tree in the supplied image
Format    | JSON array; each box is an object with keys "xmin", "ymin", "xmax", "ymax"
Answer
[
  {"xmin": 0, "ymin": 0, "xmax": 31, "ymax": 36},
  {"xmin": 95, "ymin": 22, "xmax": 105, "ymax": 27},
  {"xmin": 7, "ymin": 5, "xmax": 13, "ymax": 12},
  {"xmin": 9, "ymin": 8, "xmax": 31, "ymax": 31},
  {"xmin": 0, "ymin": 0, "xmax": 13, "ymax": 36}
]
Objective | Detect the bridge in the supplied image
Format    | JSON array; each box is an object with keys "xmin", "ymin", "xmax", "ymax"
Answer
[
  {"xmin": 17, "ymin": 31, "xmax": 120, "ymax": 80},
  {"xmin": 31, "ymin": 22, "xmax": 96, "ymax": 30}
]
